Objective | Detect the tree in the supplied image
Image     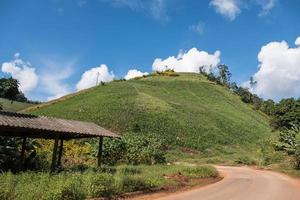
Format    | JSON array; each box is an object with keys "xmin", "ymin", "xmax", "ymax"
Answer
[
  {"xmin": 0, "ymin": 77, "xmax": 26, "ymax": 103},
  {"xmin": 217, "ymin": 64, "xmax": 231, "ymax": 86},
  {"xmin": 251, "ymin": 94, "xmax": 263, "ymax": 110},
  {"xmin": 236, "ymin": 87, "xmax": 252, "ymax": 103},
  {"xmin": 249, "ymin": 76, "xmax": 257, "ymax": 88},
  {"xmin": 229, "ymin": 82, "xmax": 239, "ymax": 93},
  {"xmin": 271, "ymin": 98, "xmax": 300, "ymax": 130},
  {"xmin": 260, "ymin": 99, "xmax": 275, "ymax": 116},
  {"xmin": 199, "ymin": 66, "xmax": 206, "ymax": 75}
]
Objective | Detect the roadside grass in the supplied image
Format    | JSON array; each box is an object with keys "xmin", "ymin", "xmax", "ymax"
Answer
[{"xmin": 0, "ymin": 164, "xmax": 218, "ymax": 200}]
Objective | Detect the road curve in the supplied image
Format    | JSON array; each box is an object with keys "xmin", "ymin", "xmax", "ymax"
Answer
[{"xmin": 156, "ymin": 166, "xmax": 300, "ymax": 200}]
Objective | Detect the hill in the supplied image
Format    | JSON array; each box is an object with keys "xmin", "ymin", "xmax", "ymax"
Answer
[
  {"xmin": 0, "ymin": 98, "xmax": 35, "ymax": 112},
  {"xmin": 27, "ymin": 73, "xmax": 272, "ymax": 159}
]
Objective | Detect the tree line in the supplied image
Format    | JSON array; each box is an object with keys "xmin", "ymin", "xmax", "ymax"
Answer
[{"xmin": 199, "ymin": 64, "xmax": 300, "ymax": 168}]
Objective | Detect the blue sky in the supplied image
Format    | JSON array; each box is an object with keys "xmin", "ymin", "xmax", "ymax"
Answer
[{"xmin": 0, "ymin": 0, "xmax": 299, "ymax": 101}]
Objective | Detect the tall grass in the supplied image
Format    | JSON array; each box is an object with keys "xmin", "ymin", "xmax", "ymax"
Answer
[{"xmin": 0, "ymin": 165, "xmax": 217, "ymax": 200}]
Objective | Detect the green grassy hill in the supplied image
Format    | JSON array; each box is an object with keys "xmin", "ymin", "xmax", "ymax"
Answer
[
  {"xmin": 28, "ymin": 73, "xmax": 271, "ymax": 159},
  {"xmin": 0, "ymin": 98, "xmax": 34, "ymax": 112}
]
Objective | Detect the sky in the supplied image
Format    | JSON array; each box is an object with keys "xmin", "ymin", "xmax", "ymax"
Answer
[{"xmin": 0, "ymin": 0, "xmax": 299, "ymax": 101}]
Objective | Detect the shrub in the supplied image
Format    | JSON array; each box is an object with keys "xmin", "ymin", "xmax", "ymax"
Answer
[
  {"xmin": 103, "ymin": 133, "xmax": 166, "ymax": 165},
  {"xmin": 275, "ymin": 125, "xmax": 300, "ymax": 168},
  {"xmin": 123, "ymin": 133, "xmax": 166, "ymax": 164},
  {"xmin": 150, "ymin": 70, "xmax": 179, "ymax": 77},
  {"xmin": 103, "ymin": 138, "xmax": 126, "ymax": 165}
]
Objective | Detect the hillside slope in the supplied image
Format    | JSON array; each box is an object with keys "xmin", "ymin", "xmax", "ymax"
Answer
[
  {"xmin": 0, "ymin": 98, "xmax": 34, "ymax": 112},
  {"xmin": 28, "ymin": 73, "xmax": 271, "ymax": 156}
]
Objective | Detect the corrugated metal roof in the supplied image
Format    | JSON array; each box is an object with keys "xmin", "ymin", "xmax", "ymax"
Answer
[{"xmin": 0, "ymin": 111, "xmax": 120, "ymax": 139}]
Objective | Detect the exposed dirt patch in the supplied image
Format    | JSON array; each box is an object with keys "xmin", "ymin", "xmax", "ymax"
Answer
[
  {"xmin": 121, "ymin": 176, "xmax": 223, "ymax": 200},
  {"xmin": 163, "ymin": 172, "xmax": 190, "ymax": 186},
  {"xmin": 179, "ymin": 147, "xmax": 200, "ymax": 155}
]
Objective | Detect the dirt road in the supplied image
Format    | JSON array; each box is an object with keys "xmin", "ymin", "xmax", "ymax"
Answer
[{"xmin": 155, "ymin": 166, "xmax": 300, "ymax": 200}]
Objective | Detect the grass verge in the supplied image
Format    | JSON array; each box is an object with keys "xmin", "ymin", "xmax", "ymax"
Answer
[{"xmin": 0, "ymin": 164, "xmax": 218, "ymax": 200}]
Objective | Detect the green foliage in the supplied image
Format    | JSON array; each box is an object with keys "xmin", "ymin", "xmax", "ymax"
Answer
[
  {"xmin": 0, "ymin": 164, "xmax": 217, "ymax": 200},
  {"xmin": 88, "ymin": 173, "xmax": 115, "ymax": 197},
  {"xmin": 0, "ymin": 137, "xmax": 20, "ymax": 171},
  {"xmin": 217, "ymin": 64, "xmax": 231, "ymax": 87},
  {"xmin": 260, "ymin": 99, "xmax": 275, "ymax": 116},
  {"xmin": 271, "ymin": 98, "xmax": 300, "ymax": 130},
  {"xmin": 30, "ymin": 73, "xmax": 271, "ymax": 159},
  {"xmin": 151, "ymin": 69, "xmax": 179, "ymax": 77},
  {"xmin": 103, "ymin": 133, "xmax": 166, "ymax": 165},
  {"xmin": 102, "ymin": 138, "xmax": 126, "ymax": 165},
  {"xmin": 58, "ymin": 178, "xmax": 86, "ymax": 200},
  {"xmin": 182, "ymin": 165, "xmax": 218, "ymax": 178},
  {"xmin": 0, "ymin": 77, "xmax": 27, "ymax": 103},
  {"xmin": 116, "ymin": 175, "xmax": 152, "ymax": 192},
  {"xmin": 276, "ymin": 126, "xmax": 300, "ymax": 168},
  {"xmin": 0, "ymin": 137, "xmax": 42, "ymax": 172}
]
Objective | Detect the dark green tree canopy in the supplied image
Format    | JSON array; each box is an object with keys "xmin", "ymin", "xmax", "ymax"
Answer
[
  {"xmin": 271, "ymin": 98, "xmax": 300, "ymax": 130},
  {"xmin": 0, "ymin": 77, "xmax": 27, "ymax": 103}
]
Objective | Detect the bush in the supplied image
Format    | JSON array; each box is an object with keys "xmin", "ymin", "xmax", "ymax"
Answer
[
  {"xmin": 103, "ymin": 133, "xmax": 166, "ymax": 165},
  {"xmin": 275, "ymin": 126, "xmax": 300, "ymax": 168},
  {"xmin": 103, "ymin": 138, "xmax": 126, "ymax": 165},
  {"xmin": 124, "ymin": 133, "xmax": 166, "ymax": 164},
  {"xmin": 150, "ymin": 69, "xmax": 179, "ymax": 77}
]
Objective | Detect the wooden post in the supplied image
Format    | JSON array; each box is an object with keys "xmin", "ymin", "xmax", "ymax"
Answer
[
  {"xmin": 51, "ymin": 137, "xmax": 59, "ymax": 172},
  {"xmin": 20, "ymin": 137, "xmax": 27, "ymax": 170},
  {"xmin": 57, "ymin": 139, "xmax": 64, "ymax": 169},
  {"xmin": 97, "ymin": 136, "xmax": 103, "ymax": 167}
]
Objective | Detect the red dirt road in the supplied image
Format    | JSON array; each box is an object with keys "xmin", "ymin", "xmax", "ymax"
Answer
[{"xmin": 155, "ymin": 166, "xmax": 300, "ymax": 200}]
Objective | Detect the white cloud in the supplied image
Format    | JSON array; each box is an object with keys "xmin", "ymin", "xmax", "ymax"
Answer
[
  {"xmin": 295, "ymin": 36, "xmax": 300, "ymax": 46},
  {"xmin": 124, "ymin": 69, "xmax": 149, "ymax": 80},
  {"xmin": 76, "ymin": 64, "xmax": 115, "ymax": 91},
  {"xmin": 103, "ymin": 0, "xmax": 169, "ymax": 21},
  {"xmin": 1, "ymin": 53, "xmax": 39, "ymax": 95},
  {"xmin": 249, "ymin": 36, "xmax": 300, "ymax": 100},
  {"xmin": 42, "ymin": 67, "xmax": 73, "ymax": 101},
  {"xmin": 256, "ymin": 0, "xmax": 276, "ymax": 16},
  {"xmin": 152, "ymin": 48, "xmax": 221, "ymax": 73},
  {"xmin": 210, "ymin": 0, "xmax": 241, "ymax": 21},
  {"xmin": 189, "ymin": 22, "xmax": 205, "ymax": 35}
]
